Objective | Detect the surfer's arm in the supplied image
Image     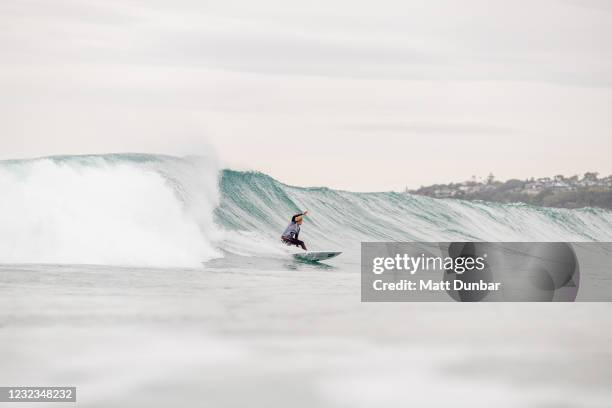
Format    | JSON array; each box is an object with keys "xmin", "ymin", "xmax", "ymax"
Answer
[{"xmin": 291, "ymin": 211, "xmax": 308, "ymax": 222}]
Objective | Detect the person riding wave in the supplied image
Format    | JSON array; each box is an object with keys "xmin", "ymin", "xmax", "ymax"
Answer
[{"xmin": 281, "ymin": 210, "xmax": 308, "ymax": 251}]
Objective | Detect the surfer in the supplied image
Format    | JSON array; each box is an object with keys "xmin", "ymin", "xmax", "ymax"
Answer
[{"xmin": 281, "ymin": 211, "xmax": 308, "ymax": 251}]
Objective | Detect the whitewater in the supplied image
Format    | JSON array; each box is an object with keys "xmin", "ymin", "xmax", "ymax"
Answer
[{"xmin": 1, "ymin": 153, "xmax": 611, "ymax": 267}]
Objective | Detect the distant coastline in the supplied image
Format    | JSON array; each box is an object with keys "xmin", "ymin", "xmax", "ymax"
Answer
[{"xmin": 410, "ymin": 172, "xmax": 612, "ymax": 210}]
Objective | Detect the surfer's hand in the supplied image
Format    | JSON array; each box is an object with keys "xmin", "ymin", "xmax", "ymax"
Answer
[{"xmin": 303, "ymin": 210, "xmax": 309, "ymax": 216}]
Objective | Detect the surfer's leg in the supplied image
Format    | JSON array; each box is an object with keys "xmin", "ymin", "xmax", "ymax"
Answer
[
  {"xmin": 282, "ymin": 237, "xmax": 299, "ymax": 247},
  {"xmin": 283, "ymin": 237, "xmax": 307, "ymax": 250}
]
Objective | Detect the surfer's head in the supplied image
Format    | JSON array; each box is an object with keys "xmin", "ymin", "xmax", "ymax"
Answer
[{"xmin": 295, "ymin": 216, "xmax": 303, "ymax": 225}]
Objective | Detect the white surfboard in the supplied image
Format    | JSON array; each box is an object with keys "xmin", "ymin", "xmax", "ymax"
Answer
[{"xmin": 293, "ymin": 251, "xmax": 342, "ymax": 262}]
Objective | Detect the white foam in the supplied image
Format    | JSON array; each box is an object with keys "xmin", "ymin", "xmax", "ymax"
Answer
[{"xmin": 0, "ymin": 156, "xmax": 221, "ymax": 267}]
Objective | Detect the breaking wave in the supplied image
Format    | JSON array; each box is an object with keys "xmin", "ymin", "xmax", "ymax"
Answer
[{"xmin": 1, "ymin": 154, "xmax": 611, "ymax": 266}]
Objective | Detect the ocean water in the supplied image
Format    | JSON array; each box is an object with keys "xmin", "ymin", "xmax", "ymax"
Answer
[{"xmin": 1, "ymin": 154, "xmax": 611, "ymax": 407}]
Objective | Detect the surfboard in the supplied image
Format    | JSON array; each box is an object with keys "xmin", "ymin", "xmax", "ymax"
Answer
[{"xmin": 293, "ymin": 251, "xmax": 342, "ymax": 262}]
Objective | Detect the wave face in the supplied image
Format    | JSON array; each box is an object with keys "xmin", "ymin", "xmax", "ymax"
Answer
[
  {"xmin": 216, "ymin": 170, "xmax": 612, "ymax": 253},
  {"xmin": 1, "ymin": 154, "xmax": 612, "ymax": 266}
]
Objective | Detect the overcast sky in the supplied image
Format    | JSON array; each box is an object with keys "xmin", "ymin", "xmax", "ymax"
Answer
[{"xmin": 1, "ymin": 0, "xmax": 611, "ymax": 191}]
